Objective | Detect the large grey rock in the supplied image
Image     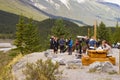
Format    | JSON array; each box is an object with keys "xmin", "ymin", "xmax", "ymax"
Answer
[
  {"xmin": 44, "ymin": 49, "xmax": 52, "ymax": 57},
  {"xmin": 44, "ymin": 51, "xmax": 49, "ymax": 57},
  {"xmin": 66, "ymin": 59, "xmax": 82, "ymax": 69},
  {"xmin": 52, "ymin": 57, "xmax": 66, "ymax": 65},
  {"xmin": 88, "ymin": 61, "xmax": 117, "ymax": 74},
  {"xmin": 89, "ymin": 61, "xmax": 102, "ymax": 72},
  {"xmin": 44, "ymin": 49, "xmax": 58, "ymax": 59},
  {"xmin": 102, "ymin": 61, "xmax": 117, "ymax": 74}
]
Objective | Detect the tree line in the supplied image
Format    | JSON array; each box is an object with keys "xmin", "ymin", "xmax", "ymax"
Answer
[
  {"xmin": 14, "ymin": 16, "xmax": 120, "ymax": 54},
  {"xmin": 97, "ymin": 21, "xmax": 120, "ymax": 44}
]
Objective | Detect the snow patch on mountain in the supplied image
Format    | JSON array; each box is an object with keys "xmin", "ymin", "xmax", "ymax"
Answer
[
  {"xmin": 44, "ymin": 0, "xmax": 71, "ymax": 10},
  {"xmin": 46, "ymin": 0, "xmax": 60, "ymax": 9},
  {"xmin": 45, "ymin": 0, "xmax": 57, "ymax": 5},
  {"xmin": 75, "ymin": 0, "xmax": 86, "ymax": 3},
  {"xmin": 57, "ymin": 0, "xmax": 86, "ymax": 10},
  {"xmin": 34, "ymin": 3, "xmax": 47, "ymax": 10},
  {"xmin": 46, "ymin": 0, "xmax": 61, "ymax": 9},
  {"xmin": 58, "ymin": 0, "xmax": 70, "ymax": 10}
]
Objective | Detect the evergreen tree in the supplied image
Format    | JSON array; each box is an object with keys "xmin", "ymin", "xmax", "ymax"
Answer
[
  {"xmin": 97, "ymin": 21, "xmax": 109, "ymax": 41},
  {"xmin": 14, "ymin": 16, "xmax": 41, "ymax": 54},
  {"xmin": 113, "ymin": 22, "xmax": 120, "ymax": 43},
  {"xmin": 51, "ymin": 18, "xmax": 69, "ymax": 38},
  {"xmin": 14, "ymin": 15, "xmax": 26, "ymax": 54},
  {"xmin": 23, "ymin": 18, "xmax": 41, "ymax": 54},
  {"xmin": 107, "ymin": 27, "xmax": 113, "ymax": 44}
]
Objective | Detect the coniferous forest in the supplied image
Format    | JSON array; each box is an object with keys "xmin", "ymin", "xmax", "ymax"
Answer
[{"xmin": 0, "ymin": 10, "xmax": 120, "ymax": 50}]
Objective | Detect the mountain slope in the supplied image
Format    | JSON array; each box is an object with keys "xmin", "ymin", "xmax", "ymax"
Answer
[
  {"xmin": 0, "ymin": 0, "xmax": 120, "ymax": 26},
  {"xmin": 29, "ymin": 0, "xmax": 120, "ymax": 26},
  {"xmin": 0, "ymin": 0, "xmax": 48, "ymax": 21}
]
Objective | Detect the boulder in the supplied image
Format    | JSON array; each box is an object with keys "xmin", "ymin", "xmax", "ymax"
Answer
[
  {"xmin": 52, "ymin": 58, "xmax": 66, "ymax": 65},
  {"xmin": 88, "ymin": 61, "xmax": 117, "ymax": 74},
  {"xmin": 66, "ymin": 59, "xmax": 82, "ymax": 69},
  {"xmin": 102, "ymin": 61, "xmax": 117, "ymax": 74},
  {"xmin": 44, "ymin": 49, "xmax": 57, "ymax": 59},
  {"xmin": 88, "ymin": 61, "xmax": 102, "ymax": 72}
]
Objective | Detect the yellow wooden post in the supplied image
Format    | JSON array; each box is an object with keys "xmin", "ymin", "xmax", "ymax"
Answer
[
  {"xmin": 88, "ymin": 28, "xmax": 90, "ymax": 38},
  {"xmin": 94, "ymin": 20, "xmax": 97, "ymax": 40}
]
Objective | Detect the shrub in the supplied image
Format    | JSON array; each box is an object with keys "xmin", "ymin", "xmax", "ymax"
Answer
[{"xmin": 23, "ymin": 59, "xmax": 62, "ymax": 80}]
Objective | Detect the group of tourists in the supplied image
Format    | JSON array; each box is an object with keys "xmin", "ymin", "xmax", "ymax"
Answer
[
  {"xmin": 88, "ymin": 36, "xmax": 111, "ymax": 52},
  {"xmin": 49, "ymin": 35, "xmax": 112, "ymax": 57},
  {"xmin": 50, "ymin": 36, "xmax": 73, "ymax": 55}
]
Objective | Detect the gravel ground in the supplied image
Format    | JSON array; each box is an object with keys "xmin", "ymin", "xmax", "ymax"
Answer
[
  {"xmin": 12, "ymin": 49, "xmax": 120, "ymax": 80},
  {"xmin": 60, "ymin": 49, "xmax": 120, "ymax": 80}
]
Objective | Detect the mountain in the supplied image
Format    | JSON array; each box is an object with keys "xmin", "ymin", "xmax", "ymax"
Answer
[
  {"xmin": 0, "ymin": 0, "xmax": 88, "ymax": 40},
  {"xmin": 0, "ymin": 0, "xmax": 48, "ymax": 21},
  {"xmin": 0, "ymin": 9, "xmax": 87, "ymax": 39},
  {"xmin": 28, "ymin": 0, "xmax": 120, "ymax": 26},
  {"xmin": 0, "ymin": 0, "xmax": 120, "ymax": 26}
]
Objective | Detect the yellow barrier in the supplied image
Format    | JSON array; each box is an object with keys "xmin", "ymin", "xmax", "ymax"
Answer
[{"xmin": 82, "ymin": 50, "xmax": 116, "ymax": 66}]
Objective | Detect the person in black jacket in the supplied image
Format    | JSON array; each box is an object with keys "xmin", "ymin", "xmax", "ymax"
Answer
[
  {"xmin": 59, "ymin": 37, "xmax": 65, "ymax": 53},
  {"xmin": 79, "ymin": 38, "xmax": 83, "ymax": 54},
  {"xmin": 53, "ymin": 37, "xmax": 59, "ymax": 54},
  {"xmin": 50, "ymin": 36, "xmax": 54, "ymax": 49}
]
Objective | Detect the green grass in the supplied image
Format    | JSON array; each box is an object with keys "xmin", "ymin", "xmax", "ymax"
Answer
[
  {"xmin": 0, "ymin": 49, "xmax": 22, "ymax": 80},
  {"xmin": 0, "ymin": 0, "xmax": 47, "ymax": 21},
  {"xmin": 0, "ymin": 49, "xmax": 19, "ymax": 72}
]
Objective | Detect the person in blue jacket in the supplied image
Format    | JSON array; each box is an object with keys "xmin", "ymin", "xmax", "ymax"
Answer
[
  {"xmin": 68, "ymin": 37, "xmax": 73, "ymax": 55},
  {"xmin": 88, "ymin": 36, "xmax": 97, "ymax": 50}
]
